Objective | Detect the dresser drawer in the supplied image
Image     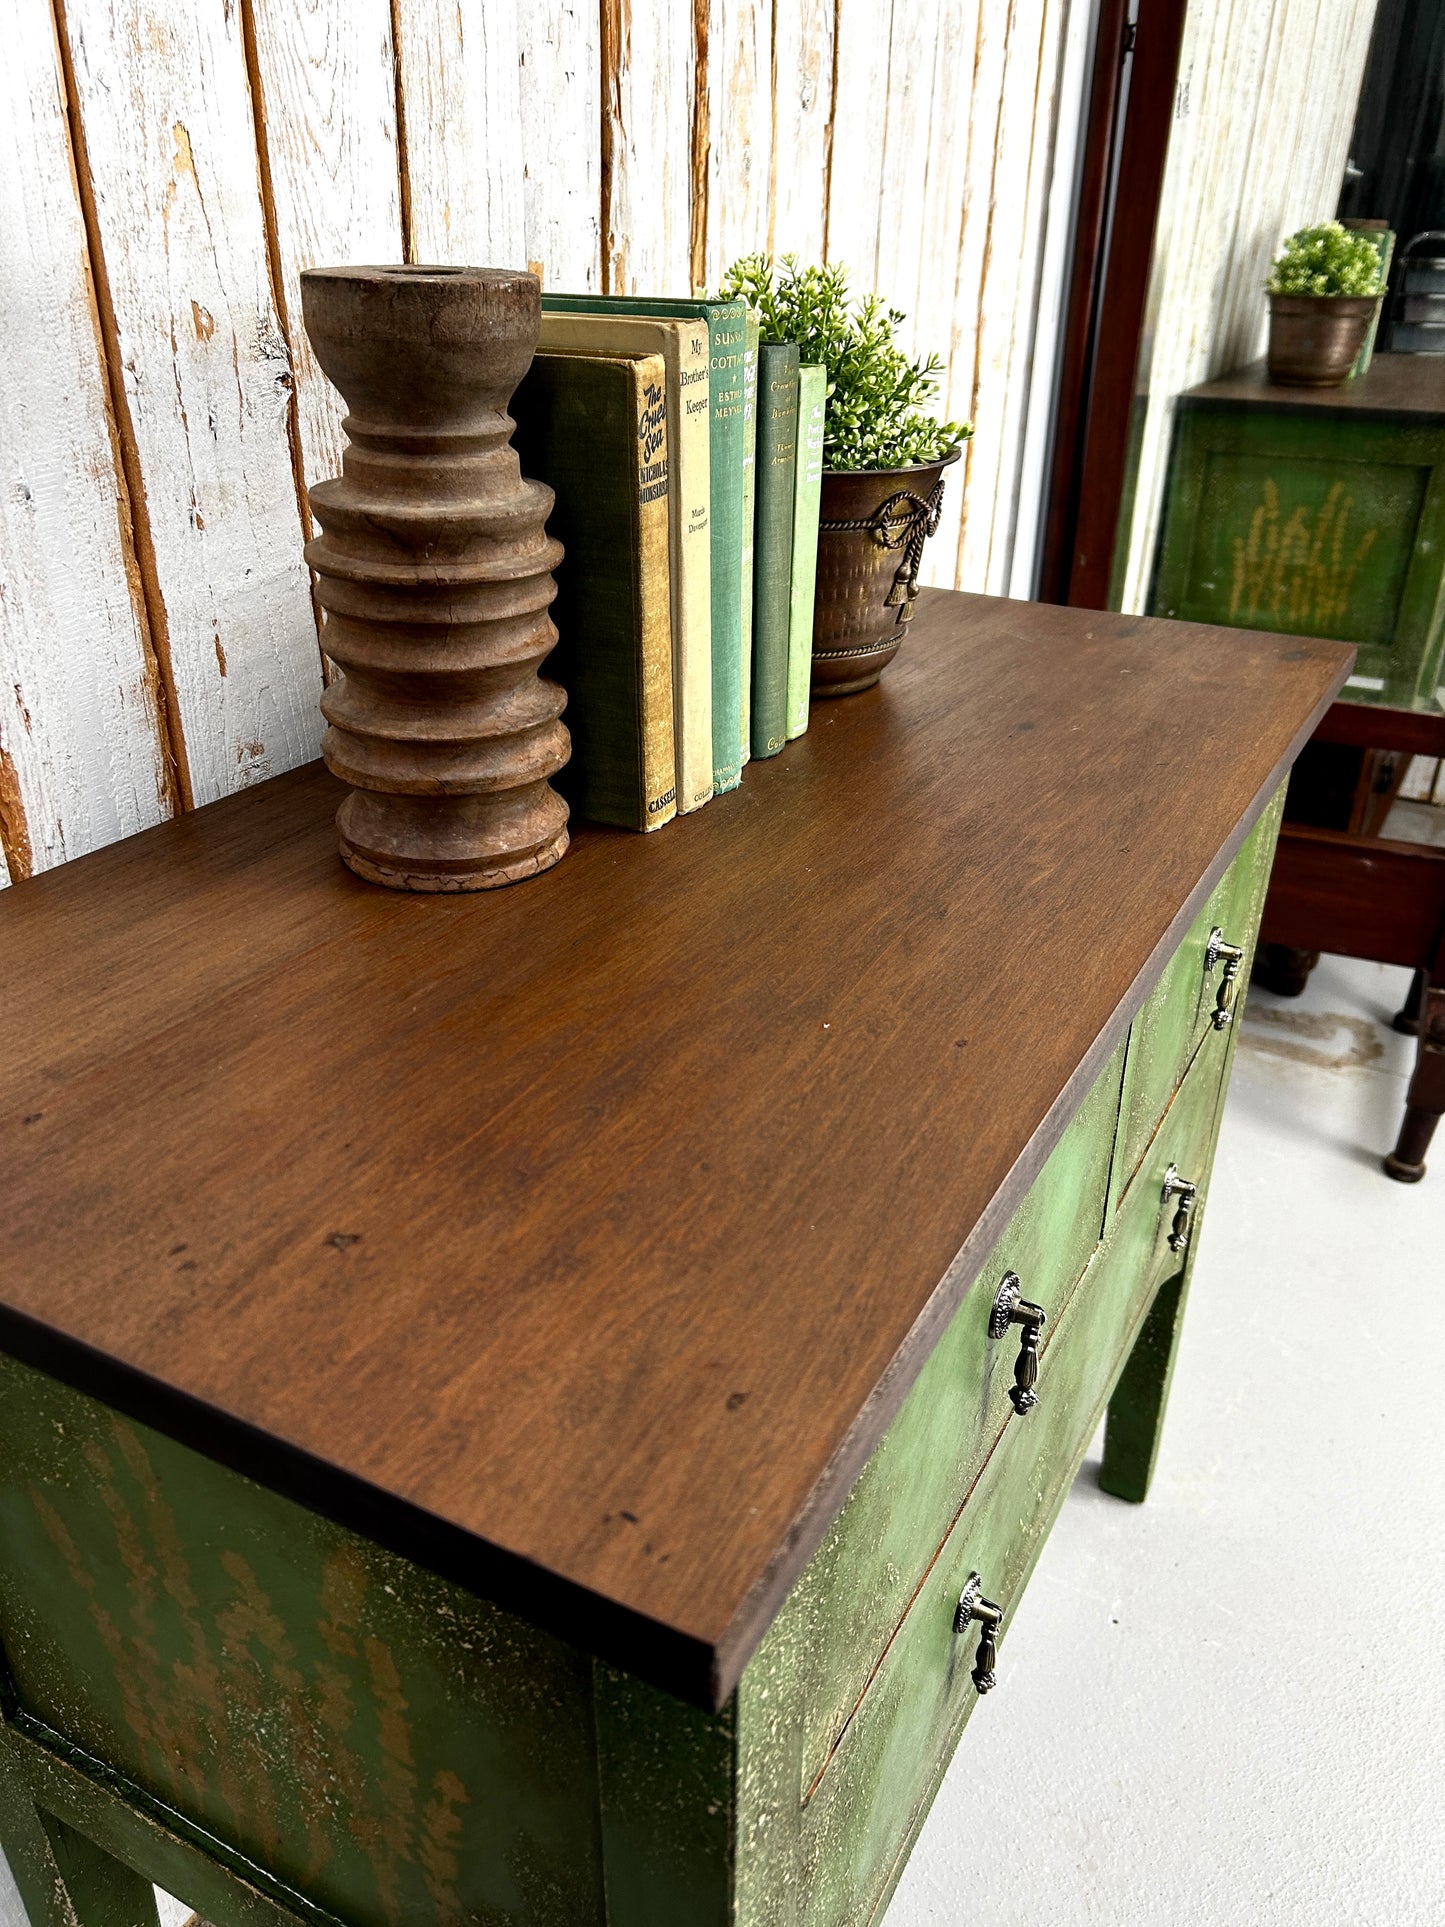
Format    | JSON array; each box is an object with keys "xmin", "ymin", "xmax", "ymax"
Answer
[
  {"xmin": 1113, "ymin": 786, "xmax": 1283, "ymax": 1203},
  {"xmin": 769, "ymin": 1049, "xmax": 1226, "ymax": 1927},
  {"xmin": 782, "ymin": 1040, "xmax": 1126, "ymax": 1795}
]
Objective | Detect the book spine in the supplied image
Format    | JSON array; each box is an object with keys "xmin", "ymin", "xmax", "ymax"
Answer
[
  {"xmin": 709, "ymin": 312, "xmax": 747, "ymax": 793},
  {"xmin": 786, "ymin": 365, "xmax": 826, "ymax": 740},
  {"xmin": 511, "ymin": 352, "xmax": 676, "ymax": 833},
  {"xmin": 673, "ymin": 325, "xmax": 715, "ymax": 814},
  {"xmin": 739, "ymin": 313, "xmax": 760, "ymax": 772},
  {"xmin": 533, "ymin": 313, "xmax": 712, "ymax": 815},
  {"xmin": 634, "ymin": 368, "xmax": 679, "ymax": 828},
  {"xmin": 750, "ymin": 342, "xmax": 799, "ymax": 760}
]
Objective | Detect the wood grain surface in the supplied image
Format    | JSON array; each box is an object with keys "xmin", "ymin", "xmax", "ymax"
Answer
[{"xmin": 0, "ymin": 591, "xmax": 1351, "ymax": 1708}]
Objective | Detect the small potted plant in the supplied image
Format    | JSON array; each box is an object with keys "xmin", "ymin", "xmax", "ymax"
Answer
[
  {"xmin": 720, "ymin": 255, "xmax": 971, "ymax": 694},
  {"xmin": 1266, "ymin": 222, "xmax": 1385, "ymax": 387}
]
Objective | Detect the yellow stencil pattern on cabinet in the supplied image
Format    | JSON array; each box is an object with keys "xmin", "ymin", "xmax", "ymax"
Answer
[{"xmin": 1229, "ymin": 479, "xmax": 1379, "ymax": 631}]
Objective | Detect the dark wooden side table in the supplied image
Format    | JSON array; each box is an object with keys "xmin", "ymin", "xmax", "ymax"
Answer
[
  {"xmin": 0, "ymin": 592, "xmax": 1348, "ymax": 1926},
  {"xmin": 1151, "ymin": 354, "xmax": 1445, "ymax": 1178},
  {"xmin": 1258, "ymin": 699, "xmax": 1445, "ymax": 1180}
]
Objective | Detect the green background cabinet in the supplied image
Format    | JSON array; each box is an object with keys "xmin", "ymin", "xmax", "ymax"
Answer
[
  {"xmin": 0, "ymin": 593, "xmax": 1350, "ymax": 1926},
  {"xmin": 1150, "ymin": 356, "xmax": 1445, "ymax": 709}
]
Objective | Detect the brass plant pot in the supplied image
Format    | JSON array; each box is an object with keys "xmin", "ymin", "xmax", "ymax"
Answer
[
  {"xmin": 1266, "ymin": 292, "xmax": 1380, "ymax": 387},
  {"xmin": 811, "ymin": 446, "xmax": 963, "ymax": 697}
]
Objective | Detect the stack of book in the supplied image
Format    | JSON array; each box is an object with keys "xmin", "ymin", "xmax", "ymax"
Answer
[{"xmin": 510, "ymin": 296, "xmax": 826, "ymax": 831}]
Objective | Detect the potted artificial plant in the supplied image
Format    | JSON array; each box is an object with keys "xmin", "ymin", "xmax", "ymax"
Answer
[
  {"xmin": 1266, "ymin": 222, "xmax": 1385, "ymax": 387},
  {"xmin": 720, "ymin": 256, "xmax": 971, "ymax": 694}
]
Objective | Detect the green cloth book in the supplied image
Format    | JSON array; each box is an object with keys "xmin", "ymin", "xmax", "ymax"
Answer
[
  {"xmin": 787, "ymin": 365, "xmax": 826, "ymax": 740},
  {"xmin": 751, "ymin": 341, "xmax": 800, "ymax": 760},
  {"xmin": 511, "ymin": 351, "xmax": 677, "ymax": 832},
  {"xmin": 537, "ymin": 312, "xmax": 712, "ymax": 816},
  {"xmin": 740, "ymin": 312, "xmax": 760, "ymax": 772},
  {"xmin": 543, "ymin": 295, "xmax": 747, "ymax": 794}
]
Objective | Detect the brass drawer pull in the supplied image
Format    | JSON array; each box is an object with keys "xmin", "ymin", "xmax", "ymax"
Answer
[
  {"xmin": 956, "ymin": 1572, "xmax": 1003, "ymax": 1693},
  {"xmin": 1162, "ymin": 1165, "xmax": 1198, "ymax": 1253},
  {"xmin": 990, "ymin": 1271, "xmax": 1047, "ymax": 1414},
  {"xmin": 1205, "ymin": 927, "xmax": 1245, "ymax": 1030}
]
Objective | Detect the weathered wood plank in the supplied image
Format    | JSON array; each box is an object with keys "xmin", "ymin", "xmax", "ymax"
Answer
[
  {"xmin": 391, "ymin": 0, "xmax": 528, "ymax": 267},
  {"xmin": 938, "ymin": 0, "xmax": 1010, "ymax": 588},
  {"xmin": 823, "ymin": 0, "xmax": 894, "ymax": 286},
  {"xmin": 873, "ymin": 0, "xmax": 944, "ymax": 357},
  {"xmin": 908, "ymin": 0, "xmax": 981, "ymax": 591},
  {"xmin": 58, "ymin": 0, "xmax": 324, "ymax": 808},
  {"xmin": 701, "ymin": 0, "xmax": 773, "ymax": 288},
  {"xmin": 0, "ymin": 1, "xmax": 171, "ymax": 878},
  {"xmin": 602, "ymin": 0, "xmax": 694, "ymax": 294},
  {"xmin": 958, "ymin": 0, "xmax": 1051, "ymax": 595},
  {"xmin": 771, "ymin": 0, "xmax": 833, "ymax": 264},
  {"xmin": 247, "ymin": 0, "xmax": 405, "ymax": 489},
  {"xmin": 983, "ymin": 0, "xmax": 1065, "ymax": 594},
  {"xmin": 1006, "ymin": 0, "xmax": 1099, "ymax": 596},
  {"xmin": 518, "ymin": 0, "xmax": 603, "ymax": 287}
]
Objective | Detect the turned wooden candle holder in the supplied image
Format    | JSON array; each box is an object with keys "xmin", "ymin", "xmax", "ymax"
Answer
[{"xmin": 300, "ymin": 265, "xmax": 570, "ymax": 891}]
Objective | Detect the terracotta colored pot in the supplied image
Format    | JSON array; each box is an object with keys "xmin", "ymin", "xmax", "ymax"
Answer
[
  {"xmin": 811, "ymin": 446, "xmax": 964, "ymax": 696},
  {"xmin": 1266, "ymin": 292, "xmax": 1380, "ymax": 387}
]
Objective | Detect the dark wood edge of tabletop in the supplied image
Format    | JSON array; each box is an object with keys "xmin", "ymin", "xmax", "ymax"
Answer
[
  {"xmin": 2, "ymin": 629, "xmax": 1356, "ymax": 1714},
  {"xmin": 0, "ymin": 1303, "xmax": 718, "ymax": 1708}
]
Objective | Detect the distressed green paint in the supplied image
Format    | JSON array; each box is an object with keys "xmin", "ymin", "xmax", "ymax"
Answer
[
  {"xmin": 0, "ymin": 808, "xmax": 1284, "ymax": 1927},
  {"xmin": 732, "ymin": 1045, "xmax": 1227, "ymax": 1927},
  {"xmin": 778, "ymin": 1036, "xmax": 1127, "ymax": 1796},
  {"xmin": 593, "ymin": 1664, "xmax": 735, "ymax": 1926},
  {"xmin": 1113, "ymin": 789, "xmax": 1285, "ymax": 1207},
  {"xmin": 0, "ymin": 1358, "xmax": 605, "ymax": 1927},
  {"xmin": 0, "ymin": 1772, "xmax": 161, "ymax": 1927},
  {"xmin": 1103, "ymin": 849, "xmax": 1269, "ymax": 1505},
  {"xmin": 1, "ymin": 1719, "xmax": 312, "ymax": 1927},
  {"xmin": 1151, "ymin": 404, "xmax": 1445, "ymax": 706}
]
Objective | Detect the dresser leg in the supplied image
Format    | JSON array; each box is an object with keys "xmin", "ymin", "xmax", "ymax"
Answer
[
  {"xmin": 1099, "ymin": 1267, "xmax": 1192, "ymax": 1505},
  {"xmin": 0, "ymin": 1779, "xmax": 160, "ymax": 1927},
  {"xmin": 1250, "ymin": 943, "xmax": 1319, "ymax": 998},
  {"xmin": 1384, "ymin": 982, "xmax": 1445, "ymax": 1182},
  {"xmin": 1390, "ymin": 969, "xmax": 1425, "ymax": 1037}
]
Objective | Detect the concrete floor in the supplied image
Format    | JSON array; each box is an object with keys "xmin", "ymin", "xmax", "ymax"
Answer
[
  {"xmin": 890, "ymin": 954, "xmax": 1444, "ymax": 1927},
  {"xmin": 1, "ymin": 956, "xmax": 1439, "ymax": 1927}
]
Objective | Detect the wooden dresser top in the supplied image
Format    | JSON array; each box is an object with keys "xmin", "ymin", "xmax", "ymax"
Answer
[
  {"xmin": 0, "ymin": 591, "xmax": 1350, "ymax": 1707},
  {"xmin": 1184, "ymin": 352, "xmax": 1445, "ymax": 417}
]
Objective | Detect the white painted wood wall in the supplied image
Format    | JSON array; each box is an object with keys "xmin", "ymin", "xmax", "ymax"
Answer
[
  {"xmin": 1, "ymin": 0, "xmax": 1094, "ymax": 887},
  {"xmin": 1116, "ymin": 0, "xmax": 1380, "ymax": 615}
]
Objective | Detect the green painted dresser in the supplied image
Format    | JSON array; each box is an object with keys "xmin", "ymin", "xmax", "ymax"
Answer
[
  {"xmin": 0, "ymin": 591, "xmax": 1350, "ymax": 1927},
  {"xmin": 1150, "ymin": 355, "xmax": 1445, "ymax": 710}
]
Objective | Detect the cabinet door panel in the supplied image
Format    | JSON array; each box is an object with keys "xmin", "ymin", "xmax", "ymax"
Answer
[
  {"xmin": 776, "ymin": 1040, "xmax": 1125, "ymax": 1798},
  {"xmin": 1114, "ymin": 787, "xmax": 1283, "ymax": 1204},
  {"xmin": 737, "ymin": 1044, "xmax": 1225, "ymax": 1927}
]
